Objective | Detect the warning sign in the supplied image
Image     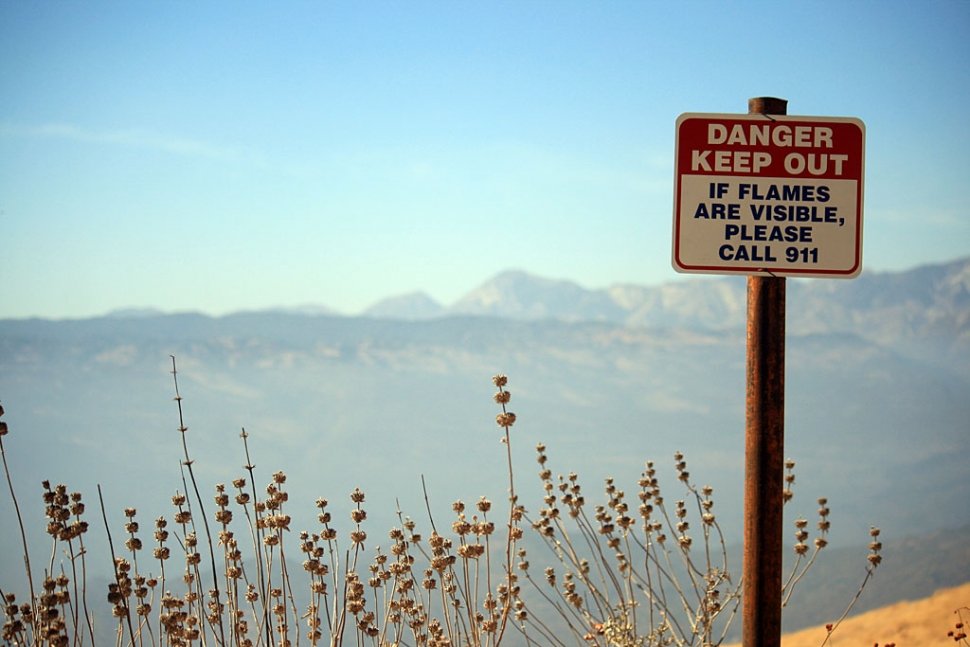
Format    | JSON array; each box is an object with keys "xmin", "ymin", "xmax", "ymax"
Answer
[{"xmin": 672, "ymin": 113, "xmax": 865, "ymax": 278}]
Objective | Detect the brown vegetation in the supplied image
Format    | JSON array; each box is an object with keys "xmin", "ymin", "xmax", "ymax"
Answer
[{"xmin": 0, "ymin": 365, "xmax": 885, "ymax": 646}]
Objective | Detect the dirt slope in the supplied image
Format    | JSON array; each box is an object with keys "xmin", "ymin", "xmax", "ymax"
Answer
[{"xmin": 724, "ymin": 581, "xmax": 969, "ymax": 646}]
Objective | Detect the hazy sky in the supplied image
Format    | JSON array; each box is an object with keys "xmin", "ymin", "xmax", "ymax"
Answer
[{"xmin": 2, "ymin": 1, "xmax": 968, "ymax": 319}]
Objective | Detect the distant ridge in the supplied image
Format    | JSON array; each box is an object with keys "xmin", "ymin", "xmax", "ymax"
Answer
[
  {"xmin": 373, "ymin": 257, "xmax": 969, "ymax": 341},
  {"xmin": 257, "ymin": 304, "xmax": 339, "ymax": 316},
  {"xmin": 47, "ymin": 257, "xmax": 970, "ymax": 347},
  {"xmin": 106, "ymin": 307, "xmax": 166, "ymax": 318},
  {"xmin": 363, "ymin": 291, "xmax": 444, "ymax": 320},
  {"xmin": 449, "ymin": 270, "xmax": 626, "ymax": 322},
  {"xmin": 350, "ymin": 257, "xmax": 969, "ymax": 334}
]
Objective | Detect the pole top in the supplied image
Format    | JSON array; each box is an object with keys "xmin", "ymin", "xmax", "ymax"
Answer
[{"xmin": 748, "ymin": 97, "xmax": 788, "ymax": 116}]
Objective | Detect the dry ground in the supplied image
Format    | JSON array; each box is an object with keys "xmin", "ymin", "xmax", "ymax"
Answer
[{"xmin": 724, "ymin": 581, "xmax": 969, "ymax": 647}]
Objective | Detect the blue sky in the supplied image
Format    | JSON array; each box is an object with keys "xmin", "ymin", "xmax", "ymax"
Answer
[{"xmin": 2, "ymin": 1, "xmax": 968, "ymax": 318}]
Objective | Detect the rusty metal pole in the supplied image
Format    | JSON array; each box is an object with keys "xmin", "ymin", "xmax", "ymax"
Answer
[{"xmin": 742, "ymin": 96, "xmax": 788, "ymax": 647}]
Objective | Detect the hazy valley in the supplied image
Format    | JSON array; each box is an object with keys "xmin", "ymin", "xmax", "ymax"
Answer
[{"xmin": 1, "ymin": 257, "xmax": 967, "ymax": 638}]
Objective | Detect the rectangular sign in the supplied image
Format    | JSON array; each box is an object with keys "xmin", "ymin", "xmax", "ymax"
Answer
[{"xmin": 672, "ymin": 113, "xmax": 865, "ymax": 278}]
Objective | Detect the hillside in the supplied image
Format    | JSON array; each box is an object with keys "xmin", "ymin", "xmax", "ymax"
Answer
[
  {"xmin": 770, "ymin": 525, "xmax": 970, "ymax": 638},
  {"xmin": 727, "ymin": 581, "xmax": 970, "ymax": 647}
]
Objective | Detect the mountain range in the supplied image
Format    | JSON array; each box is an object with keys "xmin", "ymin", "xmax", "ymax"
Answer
[
  {"xmin": 0, "ymin": 257, "xmax": 967, "ymax": 638},
  {"xmin": 360, "ymin": 260, "xmax": 970, "ymax": 372},
  {"xmin": 94, "ymin": 258, "xmax": 970, "ymax": 355},
  {"xmin": 362, "ymin": 259, "xmax": 967, "ymax": 334}
]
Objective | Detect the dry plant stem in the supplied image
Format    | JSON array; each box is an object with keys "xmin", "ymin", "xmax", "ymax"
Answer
[
  {"xmin": 494, "ymin": 378, "xmax": 517, "ymax": 647},
  {"xmin": 69, "ymin": 519, "xmax": 96, "ymax": 647},
  {"xmin": 525, "ymin": 569, "xmax": 586, "ymax": 642},
  {"xmin": 691, "ymin": 484, "xmax": 724, "ymax": 578},
  {"xmin": 152, "ymin": 533, "xmax": 167, "ymax": 647},
  {"xmin": 527, "ymin": 447, "xmax": 749, "ymax": 647},
  {"xmin": 782, "ymin": 545, "xmax": 823, "ymax": 607},
  {"xmin": 819, "ymin": 564, "xmax": 877, "ymax": 647},
  {"xmin": 514, "ymin": 592, "xmax": 569, "ymax": 647},
  {"xmin": 169, "ymin": 355, "xmax": 227, "ymax": 647},
  {"xmin": 952, "ymin": 607, "xmax": 970, "ymax": 646},
  {"xmin": 333, "ymin": 549, "xmax": 352, "ymax": 646},
  {"xmin": 655, "ymin": 497, "xmax": 699, "ymax": 618},
  {"xmin": 0, "ymin": 433, "xmax": 38, "ymax": 630},
  {"xmin": 715, "ymin": 593, "xmax": 744, "ymax": 645},
  {"xmin": 576, "ymin": 514, "xmax": 621, "ymax": 612},
  {"xmin": 72, "ymin": 543, "xmax": 88, "ymax": 647},
  {"xmin": 238, "ymin": 428, "xmax": 274, "ymax": 647},
  {"xmin": 639, "ymin": 535, "xmax": 660, "ymax": 633},
  {"xmin": 639, "ymin": 542, "xmax": 689, "ymax": 640},
  {"xmin": 524, "ymin": 482, "xmax": 608, "ymax": 635},
  {"xmin": 420, "ymin": 477, "xmax": 438, "ymax": 534},
  {"xmin": 125, "ymin": 521, "xmax": 146, "ymax": 647},
  {"xmin": 620, "ymin": 534, "xmax": 639, "ymax": 637},
  {"xmin": 262, "ymin": 536, "xmax": 278, "ymax": 645},
  {"xmin": 456, "ymin": 537, "xmax": 475, "ymax": 642},
  {"xmin": 0, "ymin": 585, "xmax": 29, "ymax": 646},
  {"xmin": 636, "ymin": 518, "xmax": 692, "ymax": 638},
  {"xmin": 528, "ymin": 511, "xmax": 609, "ymax": 636},
  {"xmin": 279, "ymin": 534, "xmax": 297, "ymax": 646},
  {"xmin": 175, "ymin": 465, "xmax": 208, "ymax": 646},
  {"xmin": 98, "ymin": 484, "xmax": 137, "ymax": 647},
  {"xmin": 784, "ymin": 499, "xmax": 831, "ymax": 608}
]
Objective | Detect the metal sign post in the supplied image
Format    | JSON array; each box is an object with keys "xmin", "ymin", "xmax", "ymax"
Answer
[
  {"xmin": 741, "ymin": 93, "xmax": 790, "ymax": 647},
  {"xmin": 671, "ymin": 97, "xmax": 865, "ymax": 646}
]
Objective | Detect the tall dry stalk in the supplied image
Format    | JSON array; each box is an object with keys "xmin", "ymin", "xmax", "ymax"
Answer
[{"xmin": 0, "ymin": 402, "xmax": 38, "ymax": 634}]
